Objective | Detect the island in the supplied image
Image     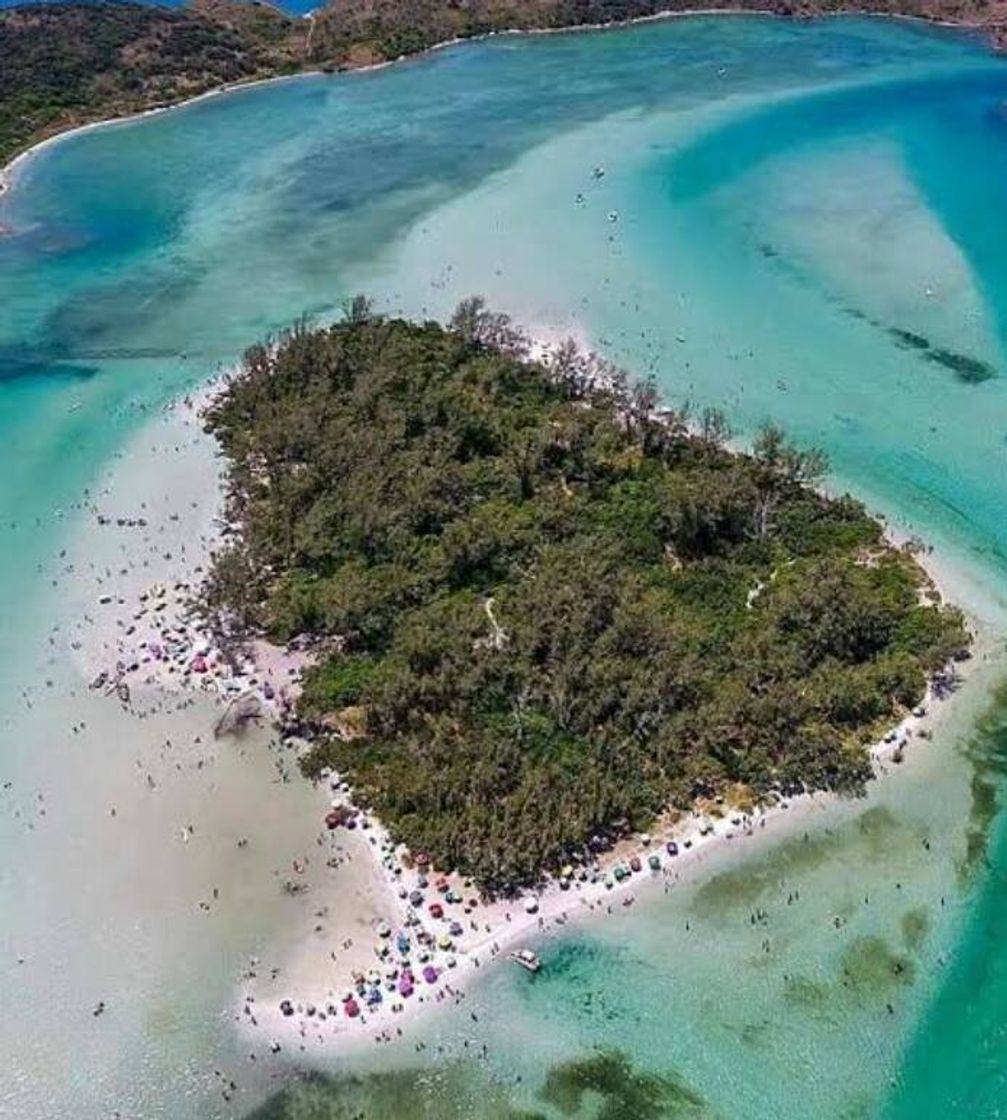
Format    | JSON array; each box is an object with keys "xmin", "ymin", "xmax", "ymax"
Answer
[
  {"xmin": 197, "ymin": 300, "xmax": 968, "ymax": 892},
  {"xmin": 3, "ymin": 0, "xmax": 1007, "ymax": 171}
]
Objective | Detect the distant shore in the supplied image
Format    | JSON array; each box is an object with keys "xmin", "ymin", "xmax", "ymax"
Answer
[{"xmin": 1, "ymin": 6, "xmax": 1001, "ymax": 205}]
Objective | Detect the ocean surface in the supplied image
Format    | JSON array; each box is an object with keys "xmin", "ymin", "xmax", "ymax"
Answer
[{"xmin": 3, "ymin": 14, "xmax": 1007, "ymax": 1119}]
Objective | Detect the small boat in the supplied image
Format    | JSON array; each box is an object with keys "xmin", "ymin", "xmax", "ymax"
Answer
[{"xmin": 509, "ymin": 948, "xmax": 541, "ymax": 973}]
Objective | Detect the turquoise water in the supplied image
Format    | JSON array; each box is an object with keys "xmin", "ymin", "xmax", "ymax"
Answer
[{"xmin": 4, "ymin": 15, "xmax": 1007, "ymax": 1118}]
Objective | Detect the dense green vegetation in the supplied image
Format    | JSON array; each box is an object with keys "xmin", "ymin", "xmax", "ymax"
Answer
[
  {"xmin": 202, "ymin": 302, "xmax": 967, "ymax": 890},
  {"xmin": 306, "ymin": 0, "xmax": 1007, "ymax": 70},
  {"xmin": 4, "ymin": 0, "xmax": 1005, "ymax": 170},
  {"xmin": 0, "ymin": 0, "xmax": 303, "ymax": 166}
]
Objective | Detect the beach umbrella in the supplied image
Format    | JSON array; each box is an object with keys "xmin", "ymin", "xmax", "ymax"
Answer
[
  {"xmin": 422, "ymin": 965, "xmax": 439, "ymax": 984},
  {"xmin": 344, "ymin": 998, "xmax": 360, "ymax": 1018}
]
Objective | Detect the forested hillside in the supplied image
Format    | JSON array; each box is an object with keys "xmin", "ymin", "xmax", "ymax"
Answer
[
  {"xmin": 0, "ymin": 0, "xmax": 303, "ymax": 166},
  {"xmin": 201, "ymin": 303, "xmax": 968, "ymax": 889}
]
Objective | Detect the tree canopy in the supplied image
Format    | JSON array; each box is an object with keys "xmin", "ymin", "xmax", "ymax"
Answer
[{"xmin": 202, "ymin": 304, "xmax": 968, "ymax": 890}]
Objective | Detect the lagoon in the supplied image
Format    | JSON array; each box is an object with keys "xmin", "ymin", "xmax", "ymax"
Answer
[{"xmin": 2, "ymin": 14, "xmax": 1007, "ymax": 1118}]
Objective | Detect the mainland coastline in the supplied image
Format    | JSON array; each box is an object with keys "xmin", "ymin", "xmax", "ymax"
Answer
[{"xmin": 1, "ymin": 3, "xmax": 1003, "ymax": 204}]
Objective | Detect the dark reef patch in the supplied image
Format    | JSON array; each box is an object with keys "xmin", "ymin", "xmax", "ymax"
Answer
[
  {"xmin": 900, "ymin": 907, "xmax": 930, "ymax": 952},
  {"xmin": 838, "ymin": 934, "xmax": 915, "ymax": 996},
  {"xmin": 691, "ymin": 805, "xmax": 908, "ymax": 921},
  {"xmin": 242, "ymin": 1066, "xmax": 512, "ymax": 1120},
  {"xmin": 0, "ymin": 352, "xmax": 99, "ymax": 383},
  {"xmin": 888, "ymin": 326, "xmax": 996, "ymax": 384},
  {"xmin": 241, "ymin": 1051, "xmax": 711, "ymax": 1120},
  {"xmin": 958, "ymin": 682, "xmax": 1007, "ymax": 886},
  {"xmin": 538, "ymin": 1050, "xmax": 709, "ymax": 1119}
]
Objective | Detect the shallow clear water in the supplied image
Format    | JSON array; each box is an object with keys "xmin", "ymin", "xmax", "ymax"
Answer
[{"xmin": 3, "ymin": 14, "xmax": 1007, "ymax": 1119}]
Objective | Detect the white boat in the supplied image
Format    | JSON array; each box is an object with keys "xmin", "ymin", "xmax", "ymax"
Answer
[{"xmin": 509, "ymin": 948, "xmax": 541, "ymax": 973}]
